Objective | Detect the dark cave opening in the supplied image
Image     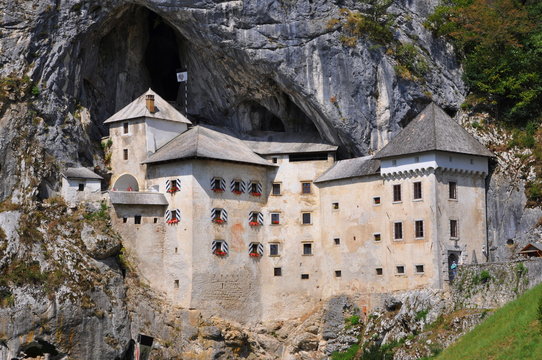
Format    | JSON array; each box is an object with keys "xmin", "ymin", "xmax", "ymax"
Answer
[
  {"xmin": 242, "ymin": 101, "xmax": 286, "ymax": 132},
  {"xmin": 144, "ymin": 13, "xmax": 182, "ymax": 102}
]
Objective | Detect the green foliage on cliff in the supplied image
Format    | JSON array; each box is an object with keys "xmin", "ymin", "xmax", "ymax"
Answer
[
  {"xmin": 426, "ymin": 0, "xmax": 542, "ymax": 124},
  {"xmin": 435, "ymin": 283, "xmax": 542, "ymax": 360}
]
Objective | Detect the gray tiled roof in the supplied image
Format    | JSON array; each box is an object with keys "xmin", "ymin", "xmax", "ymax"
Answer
[
  {"xmin": 242, "ymin": 132, "xmax": 338, "ymax": 155},
  {"xmin": 104, "ymin": 89, "xmax": 191, "ymax": 124},
  {"xmin": 63, "ymin": 167, "xmax": 103, "ymax": 180},
  {"xmin": 143, "ymin": 126, "xmax": 275, "ymax": 167},
  {"xmin": 373, "ymin": 103, "xmax": 494, "ymax": 159},
  {"xmin": 315, "ymin": 156, "xmax": 380, "ymax": 183},
  {"xmin": 109, "ymin": 191, "xmax": 168, "ymax": 206}
]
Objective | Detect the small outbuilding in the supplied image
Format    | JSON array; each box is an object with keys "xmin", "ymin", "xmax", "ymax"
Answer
[
  {"xmin": 518, "ymin": 243, "xmax": 542, "ymax": 258},
  {"xmin": 61, "ymin": 167, "xmax": 103, "ymax": 207}
]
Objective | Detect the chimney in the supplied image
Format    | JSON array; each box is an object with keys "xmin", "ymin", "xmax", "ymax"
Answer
[{"xmin": 146, "ymin": 94, "xmax": 155, "ymax": 113}]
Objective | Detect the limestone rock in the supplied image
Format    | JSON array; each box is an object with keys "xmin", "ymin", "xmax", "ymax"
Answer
[{"xmin": 81, "ymin": 223, "xmax": 121, "ymax": 259}]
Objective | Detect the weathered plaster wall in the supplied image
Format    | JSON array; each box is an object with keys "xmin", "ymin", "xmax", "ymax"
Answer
[{"xmin": 60, "ymin": 177, "xmax": 102, "ymax": 207}]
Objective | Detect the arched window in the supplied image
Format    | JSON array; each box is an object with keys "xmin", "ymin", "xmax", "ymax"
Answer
[
  {"xmin": 230, "ymin": 179, "xmax": 245, "ymax": 194},
  {"xmin": 249, "ymin": 242, "xmax": 264, "ymax": 258},
  {"xmin": 249, "ymin": 211, "xmax": 263, "ymax": 227},
  {"xmin": 211, "ymin": 208, "xmax": 228, "ymax": 224},
  {"xmin": 212, "ymin": 240, "xmax": 228, "ymax": 256},
  {"xmin": 113, "ymin": 174, "xmax": 139, "ymax": 191},
  {"xmin": 211, "ymin": 177, "xmax": 226, "ymax": 193},
  {"xmin": 248, "ymin": 181, "xmax": 262, "ymax": 196},
  {"xmin": 166, "ymin": 179, "xmax": 181, "ymax": 193},
  {"xmin": 165, "ymin": 209, "xmax": 181, "ymax": 224}
]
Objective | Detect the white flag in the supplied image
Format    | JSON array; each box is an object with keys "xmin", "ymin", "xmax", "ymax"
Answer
[{"xmin": 176, "ymin": 71, "xmax": 188, "ymax": 82}]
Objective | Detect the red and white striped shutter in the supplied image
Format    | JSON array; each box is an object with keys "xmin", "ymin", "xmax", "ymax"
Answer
[{"xmin": 165, "ymin": 180, "xmax": 171, "ymax": 192}]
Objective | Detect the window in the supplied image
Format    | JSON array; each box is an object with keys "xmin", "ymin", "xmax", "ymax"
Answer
[
  {"xmin": 335, "ymin": 270, "xmax": 342, "ymax": 277},
  {"xmin": 154, "ymin": 218, "xmax": 158, "ymax": 223},
  {"xmin": 414, "ymin": 156, "xmax": 419, "ymax": 163},
  {"xmin": 415, "ymin": 220, "xmax": 424, "ymax": 238},
  {"xmin": 301, "ymin": 182, "xmax": 311, "ymax": 194},
  {"xmin": 303, "ymin": 243, "xmax": 313, "ymax": 255},
  {"xmin": 450, "ymin": 219, "xmax": 458, "ymax": 238},
  {"xmin": 271, "ymin": 213, "xmax": 280, "ymax": 225},
  {"xmin": 301, "ymin": 274, "xmax": 309, "ymax": 280},
  {"xmin": 212, "ymin": 240, "xmax": 228, "ymax": 256},
  {"xmin": 470, "ymin": 158, "xmax": 474, "ymax": 165},
  {"xmin": 211, "ymin": 208, "xmax": 227, "ymax": 224},
  {"xmin": 334, "ymin": 238, "xmax": 341, "ymax": 245},
  {"xmin": 123, "ymin": 149, "xmax": 128, "ymax": 160},
  {"xmin": 166, "ymin": 179, "xmax": 181, "ymax": 193},
  {"xmin": 302, "ymin": 212, "xmax": 311, "ymax": 225},
  {"xmin": 231, "ymin": 179, "xmax": 243, "ymax": 194},
  {"xmin": 272, "ymin": 183, "xmax": 281, "ymax": 195},
  {"xmin": 166, "ymin": 209, "xmax": 181, "ymax": 224},
  {"xmin": 332, "ymin": 202, "xmax": 339, "ymax": 210},
  {"xmin": 249, "ymin": 211, "xmax": 263, "ymax": 226},
  {"xmin": 376, "ymin": 268, "xmax": 383, "ymax": 275},
  {"xmin": 174, "ymin": 280, "xmax": 179, "ymax": 288},
  {"xmin": 122, "ymin": 217, "xmax": 127, "ymax": 223},
  {"xmin": 249, "ymin": 242, "xmax": 263, "ymax": 258},
  {"xmin": 211, "ymin": 177, "xmax": 225, "ymax": 192},
  {"xmin": 449, "ymin": 181, "xmax": 457, "ymax": 200},
  {"xmin": 272, "ymin": 157, "xmax": 278, "ymax": 164},
  {"xmin": 396, "ymin": 266, "xmax": 405, "ymax": 274},
  {"xmin": 394, "ymin": 222, "xmax": 403, "ymax": 240},
  {"xmin": 123, "ymin": 122, "xmax": 129, "ymax": 134},
  {"xmin": 393, "ymin": 184, "xmax": 401, "ymax": 202},
  {"xmin": 274, "ymin": 267, "xmax": 282, "ymax": 276},
  {"xmin": 373, "ymin": 233, "xmax": 381, "ymax": 242},
  {"xmin": 78, "ymin": 183, "xmax": 85, "ymax": 192},
  {"xmin": 269, "ymin": 243, "xmax": 279, "ymax": 256},
  {"xmin": 373, "ymin": 197, "xmax": 381, "ymax": 205},
  {"xmin": 249, "ymin": 181, "xmax": 262, "ymax": 196},
  {"xmin": 416, "ymin": 265, "xmax": 425, "ymax": 273},
  {"xmin": 290, "ymin": 152, "xmax": 328, "ymax": 162},
  {"xmin": 134, "ymin": 215, "xmax": 141, "ymax": 224},
  {"xmin": 392, "ymin": 159, "xmax": 397, "ymax": 166},
  {"xmin": 413, "ymin": 182, "xmax": 422, "ymax": 200}
]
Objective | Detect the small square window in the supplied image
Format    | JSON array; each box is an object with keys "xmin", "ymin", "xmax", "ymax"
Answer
[
  {"xmin": 272, "ymin": 157, "xmax": 278, "ymax": 164},
  {"xmin": 302, "ymin": 212, "xmax": 311, "ymax": 225},
  {"xmin": 414, "ymin": 156, "xmax": 419, "ymax": 163},
  {"xmin": 269, "ymin": 243, "xmax": 279, "ymax": 256},
  {"xmin": 303, "ymin": 243, "xmax": 312, "ymax": 255},
  {"xmin": 123, "ymin": 122, "xmax": 129, "ymax": 134},
  {"xmin": 301, "ymin": 182, "xmax": 311, "ymax": 194},
  {"xmin": 123, "ymin": 149, "xmax": 128, "ymax": 160},
  {"xmin": 413, "ymin": 182, "xmax": 422, "ymax": 200},
  {"xmin": 174, "ymin": 280, "xmax": 179, "ymax": 288},
  {"xmin": 392, "ymin": 159, "xmax": 397, "ymax": 166},
  {"xmin": 373, "ymin": 233, "xmax": 381, "ymax": 242},
  {"xmin": 271, "ymin": 213, "xmax": 280, "ymax": 225},
  {"xmin": 396, "ymin": 266, "xmax": 405, "ymax": 274},
  {"xmin": 416, "ymin": 265, "xmax": 425, "ymax": 273},
  {"xmin": 274, "ymin": 267, "xmax": 282, "ymax": 276},
  {"xmin": 334, "ymin": 238, "xmax": 341, "ymax": 245},
  {"xmin": 394, "ymin": 222, "xmax": 403, "ymax": 240},
  {"xmin": 332, "ymin": 202, "xmax": 339, "ymax": 210},
  {"xmin": 301, "ymin": 274, "xmax": 309, "ymax": 280},
  {"xmin": 376, "ymin": 268, "xmax": 383, "ymax": 275},
  {"xmin": 272, "ymin": 183, "xmax": 281, "ymax": 195},
  {"xmin": 134, "ymin": 215, "xmax": 142, "ymax": 224},
  {"xmin": 154, "ymin": 218, "xmax": 158, "ymax": 223},
  {"xmin": 393, "ymin": 184, "xmax": 402, "ymax": 202},
  {"xmin": 373, "ymin": 197, "xmax": 381, "ymax": 205},
  {"xmin": 122, "ymin": 217, "xmax": 127, "ymax": 223},
  {"xmin": 174, "ymin": 247, "xmax": 178, "ymax": 253},
  {"xmin": 335, "ymin": 270, "xmax": 342, "ymax": 277},
  {"xmin": 78, "ymin": 183, "xmax": 85, "ymax": 192},
  {"xmin": 470, "ymin": 159, "xmax": 474, "ymax": 165}
]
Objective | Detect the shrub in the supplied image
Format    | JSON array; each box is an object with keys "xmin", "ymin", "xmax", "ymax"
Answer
[
  {"xmin": 480, "ymin": 270, "xmax": 491, "ymax": 284},
  {"xmin": 346, "ymin": 314, "xmax": 360, "ymax": 327},
  {"xmin": 31, "ymin": 85, "xmax": 40, "ymax": 96},
  {"xmin": 516, "ymin": 263, "xmax": 528, "ymax": 277},
  {"xmin": 415, "ymin": 309, "xmax": 429, "ymax": 321}
]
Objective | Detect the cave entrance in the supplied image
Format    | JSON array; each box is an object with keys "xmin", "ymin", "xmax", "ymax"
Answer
[
  {"xmin": 144, "ymin": 12, "xmax": 182, "ymax": 102},
  {"xmin": 239, "ymin": 101, "xmax": 286, "ymax": 132}
]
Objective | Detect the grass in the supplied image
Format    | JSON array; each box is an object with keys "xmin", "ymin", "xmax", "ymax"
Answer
[
  {"xmin": 435, "ymin": 283, "xmax": 542, "ymax": 360},
  {"xmin": 331, "ymin": 344, "xmax": 360, "ymax": 360}
]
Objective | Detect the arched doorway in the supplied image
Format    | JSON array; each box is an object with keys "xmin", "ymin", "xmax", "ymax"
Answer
[
  {"xmin": 448, "ymin": 252, "xmax": 460, "ymax": 282},
  {"xmin": 113, "ymin": 174, "xmax": 139, "ymax": 191}
]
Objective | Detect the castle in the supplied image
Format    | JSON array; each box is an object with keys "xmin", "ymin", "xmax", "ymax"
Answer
[{"xmin": 89, "ymin": 89, "xmax": 493, "ymax": 323}]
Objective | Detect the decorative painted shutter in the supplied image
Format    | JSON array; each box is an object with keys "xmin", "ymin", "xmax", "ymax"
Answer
[
  {"xmin": 174, "ymin": 209, "xmax": 181, "ymax": 221},
  {"xmin": 210, "ymin": 178, "xmax": 215, "ymax": 188},
  {"xmin": 211, "ymin": 208, "xmax": 217, "ymax": 220},
  {"xmin": 165, "ymin": 210, "xmax": 172, "ymax": 221},
  {"xmin": 221, "ymin": 209, "xmax": 228, "ymax": 222},
  {"xmin": 230, "ymin": 180, "xmax": 236, "ymax": 192},
  {"xmin": 256, "ymin": 183, "xmax": 263, "ymax": 194},
  {"xmin": 211, "ymin": 240, "xmax": 219, "ymax": 252},
  {"xmin": 222, "ymin": 241, "xmax": 229, "ymax": 254},
  {"xmin": 220, "ymin": 178, "xmax": 226, "ymax": 191},
  {"xmin": 240, "ymin": 181, "xmax": 246, "ymax": 193},
  {"xmin": 257, "ymin": 212, "xmax": 264, "ymax": 225},
  {"xmin": 165, "ymin": 180, "xmax": 171, "ymax": 192},
  {"xmin": 257, "ymin": 243, "xmax": 264, "ymax": 256},
  {"xmin": 175, "ymin": 179, "xmax": 181, "ymax": 190},
  {"xmin": 248, "ymin": 211, "xmax": 254, "ymax": 222}
]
